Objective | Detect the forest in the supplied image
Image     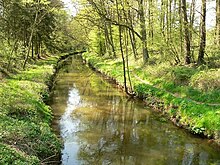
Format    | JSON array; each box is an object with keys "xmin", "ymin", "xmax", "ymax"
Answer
[
  {"xmin": 0, "ymin": 0, "xmax": 219, "ymax": 77},
  {"xmin": 0, "ymin": 0, "xmax": 75, "ymax": 75},
  {"xmin": 72, "ymin": 0, "xmax": 220, "ymax": 95},
  {"xmin": 0, "ymin": 0, "xmax": 220, "ymax": 164},
  {"xmin": 74, "ymin": 0, "xmax": 220, "ymax": 133}
]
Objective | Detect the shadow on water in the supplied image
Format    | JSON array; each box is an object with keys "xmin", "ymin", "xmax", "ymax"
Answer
[{"xmin": 49, "ymin": 55, "xmax": 220, "ymax": 165}]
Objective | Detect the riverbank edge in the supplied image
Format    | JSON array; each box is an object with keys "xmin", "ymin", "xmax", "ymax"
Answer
[
  {"xmin": 82, "ymin": 54, "xmax": 220, "ymax": 148},
  {"xmin": 0, "ymin": 56, "xmax": 64, "ymax": 164}
]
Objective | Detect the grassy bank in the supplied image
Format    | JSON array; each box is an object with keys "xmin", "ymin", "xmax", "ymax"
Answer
[
  {"xmin": 0, "ymin": 56, "xmax": 61, "ymax": 164},
  {"xmin": 82, "ymin": 53, "xmax": 220, "ymax": 145}
]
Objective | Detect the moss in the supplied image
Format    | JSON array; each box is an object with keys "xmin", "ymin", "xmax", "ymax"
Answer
[{"xmin": 0, "ymin": 56, "xmax": 61, "ymax": 164}]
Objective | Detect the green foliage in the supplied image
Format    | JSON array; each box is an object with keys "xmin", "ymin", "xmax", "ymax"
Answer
[
  {"xmin": 88, "ymin": 29, "xmax": 106, "ymax": 56},
  {"xmin": 0, "ymin": 116, "xmax": 61, "ymax": 160},
  {"xmin": 133, "ymin": 62, "xmax": 220, "ymax": 104},
  {"xmin": 171, "ymin": 66, "xmax": 197, "ymax": 85},
  {"xmin": 0, "ymin": 67, "xmax": 54, "ymax": 122},
  {"xmin": 190, "ymin": 69, "xmax": 220, "ymax": 91},
  {"xmin": 13, "ymin": 65, "xmax": 54, "ymax": 83},
  {"xmin": 0, "ymin": 0, "xmax": 73, "ymax": 72},
  {"xmin": 0, "ymin": 57, "xmax": 61, "ymax": 164},
  {"xmin": 0, "ymin": 40, "xmax": 24, "ymax": 72},
  {"xmin": 0, "ymin": 143, "xmax": 39, "ymax": 165}
]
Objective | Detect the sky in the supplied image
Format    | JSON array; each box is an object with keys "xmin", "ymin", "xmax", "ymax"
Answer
[
  {"xmin": 62, "ymin": 0, "xmax": 78, "ymax": 16},
  {"xmin": 196, "ymin": 1, "xmax": 216, "ymax": 29},
  {"xmin": 62, "ymin": 0, "xmax": 216, "ymax": 29}
]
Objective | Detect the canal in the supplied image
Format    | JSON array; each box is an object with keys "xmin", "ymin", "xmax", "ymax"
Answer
[{"xmin": 49, "ymin": 55, "xmax": 220, "ymax": 165}]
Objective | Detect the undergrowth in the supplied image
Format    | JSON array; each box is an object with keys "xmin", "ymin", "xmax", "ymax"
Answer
[{"xmin": 0, "ymin": 56, "xmax": 61, "ymax": 164}]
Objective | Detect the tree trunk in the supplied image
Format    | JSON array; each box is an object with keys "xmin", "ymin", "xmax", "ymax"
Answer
[
  {"xmin": 216, "ymin": 0, "xmax": 220, "ymax": 45},
  {"xmin": 7, "ymin": 39, "xmax": 18, "ymax": 70},
  {"xmin": 179, "ymin": 0, "xmax": 183, "ymax": 59},
  {"xmin": 116, "ymin": 0, "xmax": 127, "ymax": 93},
  {"xmin": 148, "ymin": 0, "xmax": 154, "ymax": 44},
  {"xmin": 166, "ymin": 0, "xmax": 170, "ymax": 42},
  {"xmin": 182, "ymin": 0, "xmax": 191, "ymax": 64},
  {"xmin": 37, "ymin": 40, "xmax": 41, "ymax": 59},
  {"xmin": 129, "ymin": 29, "xmax": 138, "ymax": 59},
  {"xmin": 31, "ymin": 40, "xmax": 34, "ymax": 59},
  {"xmin": 118, "ymin": 27, "xmax": 128, "ymax": 93},
  {"xmin": 138, "ymin": 0, "xmax": 149, "ymax": 63},
  {"xmin": 198, "ymin": 0, "xmax": 206, "ymax": 64},
  {"xmin": 23, "ymin": 1, "xmax": 39, "ymax": 69},
  {"xmin": 128, "ymin": 7, "xmax": 137, "ymax": 59},
  {"xmin": 23, "ymin": 27, "xmax": 35, "ymax": 69},
  {"xmin": 109, "ymin": 24, "xmax": 116, "ymax": 58},
  {"xmin": 125, "ymin": 29, "xmax": 133, "ymax": 93},
  {"xmin": 104, "ymin": 21, "xmax": 112, "ymax": 56},
  {"xmin": 161, "ymin": 1, "xmax": 165, "ymax": 37}
]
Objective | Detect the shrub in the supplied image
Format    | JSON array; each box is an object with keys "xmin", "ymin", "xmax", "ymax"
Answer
[
  {"xmin": 190, "ymin": 69, "xmax": 220, "ymax": 91},
  {"xmin": 171, "ymin": 66, "xmax": 197, "ymax": 85}
]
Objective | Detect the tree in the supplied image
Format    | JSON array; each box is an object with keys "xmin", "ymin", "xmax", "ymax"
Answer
[
  {"xmin": 0, "ymin": 0, "xmax": 73, "ymax": 71},
  {"xmin": 71, "ymin": 0, "xmax": 219, "ymax": 66},
  {"xmin": 198, "ymin": 0, "xmax": 206, "ymax": 64},
  {"xmin": 216, "ymin": 0, "xmax": 220, "ymax": 45},
  {"xmin": 138, "ymin": 0, "xmax": 149, "ymax": 63},
  {"xmin": 182, "ymin": 0, "xmax": 191, "ymax": 64}
]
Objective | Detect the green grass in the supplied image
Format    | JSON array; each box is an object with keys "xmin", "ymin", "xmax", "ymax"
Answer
[
  {"xmin": 82, "ymin": 52, "xmax": 220, "ymax": 140},
  {"xmin": 0, "ymin": 143, "xmax": 39, "ymax": 165},
  {"xmin": 0, "ymin": 56, "xmax": 61, "ymax": 164},
  {"xmin": 134, "ymin": 64, "xmax": 220, "ymax": 104},
  {"xmin": 134, "ymin": 83, "xmax": 220, "ymax": 136}
]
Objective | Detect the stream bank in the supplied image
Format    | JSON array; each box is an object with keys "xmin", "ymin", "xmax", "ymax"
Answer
[
  {"xmin": 0, "ymin": 56, "xmax": 62, "ymax": 164},
  {"xmin": 82, "ymin": 53, "xmax": 220, "ymax": 148}
]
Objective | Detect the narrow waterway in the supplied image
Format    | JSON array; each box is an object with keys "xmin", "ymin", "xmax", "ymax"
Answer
[{"xmin": 49, "ymin": 55, "xmax": 220, "ymax": 165}]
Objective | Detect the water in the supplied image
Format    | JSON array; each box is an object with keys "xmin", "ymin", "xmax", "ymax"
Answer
[{"xmin": 49, "ymin": 56, "xmax": 220, "ymax": 165}]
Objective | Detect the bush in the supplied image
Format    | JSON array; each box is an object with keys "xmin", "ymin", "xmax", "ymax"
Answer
[
  {"xmin": 190, "ymin": 69, "xmax": 220, "ymax": 91},
  {"xmin": 171, "ymin": 66, "xmax": 197, "ymax": 85}
]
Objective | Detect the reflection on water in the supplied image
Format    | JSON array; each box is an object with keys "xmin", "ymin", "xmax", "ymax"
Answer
[{"xmin": 49, "ymin": 56, "xmax": 220, "ymax": 165}]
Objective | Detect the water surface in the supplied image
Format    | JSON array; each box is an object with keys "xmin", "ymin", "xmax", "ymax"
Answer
[{"xmin": 49, "ymin": 56, "xmax": 220, "ymax": 165}]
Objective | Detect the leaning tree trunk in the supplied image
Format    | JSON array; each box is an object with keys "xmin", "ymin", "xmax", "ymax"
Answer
[
  {"xmin": 198, "ymin": 0, "xmax": 206, "ymax": 64},
  {"xmin": 109, "ymin": 24, "xmax": 116, "ymax": 58},
  {"xmin": 23, "ymin": 12, "xmax": 38, "ymax": 69},
  {"xmin": 125, "ymin": 29, "xmax": 133, "ymax": 93},
  {"xmin": 116, "ymin": 0, "xmax": 128, "ymax": 95},
  {"xmin": 127, "ymin": 6, "xmax": 138, "ymax": 59}
]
